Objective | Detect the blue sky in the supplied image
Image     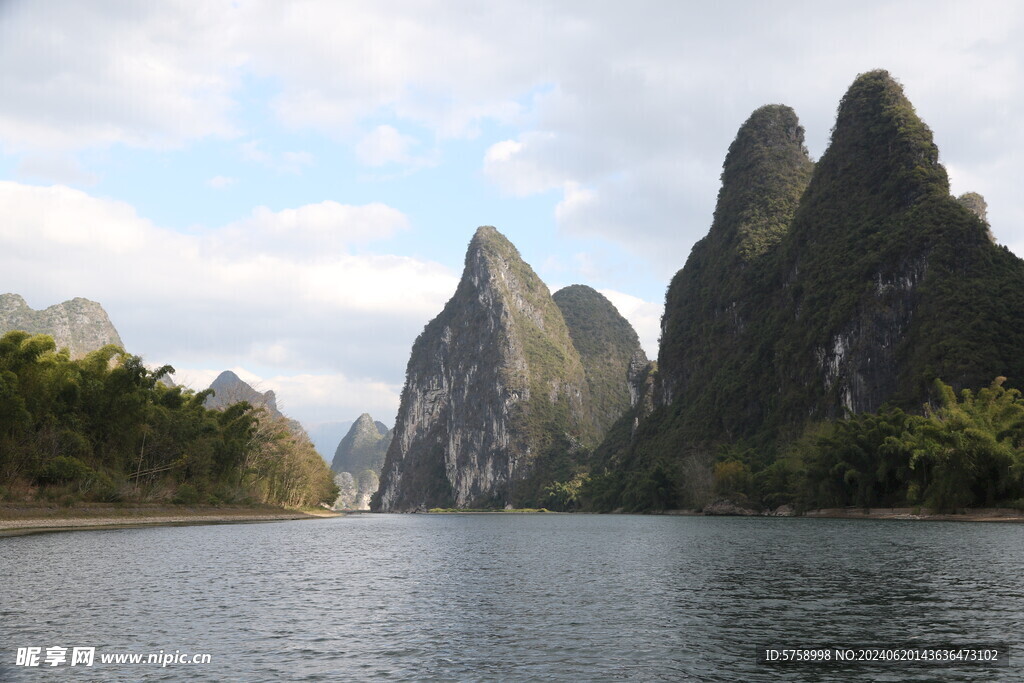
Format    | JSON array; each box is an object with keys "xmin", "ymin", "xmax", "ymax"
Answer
[{"xmin": 3, "ymin": 1, "xmax": 1023, "ymax": 446}]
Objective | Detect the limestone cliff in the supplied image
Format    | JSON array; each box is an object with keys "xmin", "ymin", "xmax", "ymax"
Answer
[
  {"xmin": 0, "ymin": 294, "xmax": 123, "ymax": 359},
  {"xmin": 372, "ymin": 226, "xmax": 593, "ymax": 511},
  {"xmin": 330, "ymin": 413, "xmax": 391, "ymax": 509},
  {"xmin": 331, "ymin": 413, "xmax": 391, "ymax": 475}
]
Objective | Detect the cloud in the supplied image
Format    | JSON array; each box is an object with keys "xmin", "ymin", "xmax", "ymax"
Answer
[
  {"xmin": 15, "ymin": 153, "xmax": 99, "ymax": 186},
  {"xmin": 207, "ymin": 175, "xmax": 236, "ymax": 189},
  {"xmin": 171, "ymin": 367, "xmax": 402, "ymax": 427},
  {"xmin": 356, "ymin": 125, "xmax": 418, "ymax": 167},
  {"xmin": 239, "ymin": 140, "xmax": 314, "ymax": 174},
  {"xmin": 5, "ymin": 2, "xmax": 1024, "ymax": 272},
  {"xmin": 0, "ymin": 181, "xmax": 459, "ymax": 425},
  {"xmin": 0, "ymin": 0, "xmax": 240, "ymax": 152},
  {"xmin": 483, "ymin": 133, "xmax": 569, "ymax": 196},
  {"xmin": 214, "ymin": 201, "xmax": 409, "ymax": 258}
]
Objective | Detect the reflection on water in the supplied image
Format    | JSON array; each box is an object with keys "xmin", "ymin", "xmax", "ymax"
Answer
[{"xmin": 0, "ymin": 515, "xmax": 1019, "ymax": 681}]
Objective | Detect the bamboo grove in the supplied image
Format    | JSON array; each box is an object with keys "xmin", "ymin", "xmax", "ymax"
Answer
[{"xmin": 0, "ymin": 331, "xmax": 337, "ymax": 508}]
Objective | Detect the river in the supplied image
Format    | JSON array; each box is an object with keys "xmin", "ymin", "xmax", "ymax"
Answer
[{"xmin": 1, "ymin": 514, "xmax": 1019, "ymax": 681}]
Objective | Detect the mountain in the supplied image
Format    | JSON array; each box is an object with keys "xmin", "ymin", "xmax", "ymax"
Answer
[
  {"xmin": 0, "ymin": 293, "xmax": 123, "ymax": 358},
  {"xmin": 372, "ymin": 226, "xmax": 598, "ymax": 511},
  {"xmin": 331, "ymin": 413, "xmax": 391, "ymax": 474},
  {"xmin": 330, "ymin": 414, "xmax": 390, "ymax": 510},
  {"xmin": 205, "ymin": 370, "xmax": 282, "ymax": 415},
  {"xmin": 552, "ymin": 285, "xmax": 648, "ymax": 436},
  {"xmin": 592, "ymin": 70, "xmax": 1024, "ymax": 511},
  {"xmin": 204, "ymin": 370, "xmax": 309, "ymax": 439}
]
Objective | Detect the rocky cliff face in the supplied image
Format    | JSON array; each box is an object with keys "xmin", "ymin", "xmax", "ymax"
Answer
[
  {"xmin": 331, "ymin": 413, "xmax": 392, "ymax": 508},
  {"xmin": 331, "ymin": 413, "xmax": 391, "ymax": 475},
  {"xmin": 372, "ymin": 226, "xmax": 595, "ymax": 512},
  {"xmin": 0, "ymin": 293, "xmax": 124, "ymax": 359}
]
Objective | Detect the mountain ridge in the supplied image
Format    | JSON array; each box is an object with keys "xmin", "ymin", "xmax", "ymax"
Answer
[{"xmin": 0, "ymin": 293, "xmax": 123, "ymax": 359}]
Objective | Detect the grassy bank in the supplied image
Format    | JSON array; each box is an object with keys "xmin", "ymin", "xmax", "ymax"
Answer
[{"xmin": 0, "ymin": 502, "xmax": 340, "ymax": 536}]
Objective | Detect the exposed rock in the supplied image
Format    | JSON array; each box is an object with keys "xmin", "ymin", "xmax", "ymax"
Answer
[
  {"xmin": 0, "ymin": 293, "xmax": 123, "ymax": 359},
  {"xmin": 957, "ymin": 192, "xmax": 993, "ymax": 242},
  {"xmin": 332, "ymin": 469, "xmax": 381, "ymax": 510},
  {"xmin": 331, "ymin": 413, "xmax": 391, "ymax": 474},
  {"xmin": 956, "ymin": 191, "xmax": 988, "ymax": 224},
  {"xmin": 372, "ymin": 226, "xmax": 595, "ymax": 512},
  {"xmin": 330, "ymin": 413, "xmax": 391, "ymax": 510},
  {"xmin": 702, "ymin": 499, "xmax": 761, "ymax": 516}
]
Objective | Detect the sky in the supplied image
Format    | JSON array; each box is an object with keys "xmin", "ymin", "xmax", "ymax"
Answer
[{"xmin": 2, "ymin": 0, "xmax": 1023, "ymax": 443}]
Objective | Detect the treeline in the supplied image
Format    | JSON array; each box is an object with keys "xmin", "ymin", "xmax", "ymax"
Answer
[
  {"xmin": 702, "ymin": 377, "xmax": 1024, "ymax": 513},
  {"xmin": 560, "ymin": 378, "xmax": 1024, "ymax": 513},
  {"xmin": 0, "ymin": 331, "xmax": 336, "ymax": 508}
]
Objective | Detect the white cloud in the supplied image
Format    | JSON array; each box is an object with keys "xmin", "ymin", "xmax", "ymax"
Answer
[
  {"xmin": 240, "ymin": 140, "xmax": 270, "ymax": 165},
  {"xmin": 215, "ymin": 201, "xmax": 409, "ymax": 258},
  {"xmin": 483, "ymin": 133, "xmax": 566, "ymax": 196},
  {"xmin": 170, "ymin": 367, "xmax": 403, "ymax": 427},
  {"xmin": 239, "ymin": 140, "xmax": 314, "ymax": 174},
  {"xmin": 5, "ymin": 2, "xmax": 1024, "ymax": 267},
  {"xmin": 555, "ymin": 182, "xmax": 597, "ymax": 224},
  {"xmin": 280, "ymin": 151, "xmax": 313, "ymax": 174},
  {"xmin": 0, "ymin": 181, "xmax": 458, "ymax": 426},
  {"xmin": 356, "ymin": 125, "xmax": 418, "ymax": 167},
  {"xmin": 207, "ymin": 175, "xmax": 236, "ymax": 189},
  {"xmin": 15, "ymin": 154, "xmax": 99, "ymax": 186},
  {"xmin": 0, "ymin": 0, "xmax": 240, "ymax": 152}
]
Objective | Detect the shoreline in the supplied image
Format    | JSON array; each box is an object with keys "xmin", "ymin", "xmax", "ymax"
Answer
[
  {"xmin": 0, "ymin": 502, "xmax": 341, "ymax": 537},
  {"xmin": 801, "ymin": 506, "xmax": 1024, "ymax": 523},
  {"xmin": 659, "ymin": 505, "xmax": 1024, "ymax": 522}
]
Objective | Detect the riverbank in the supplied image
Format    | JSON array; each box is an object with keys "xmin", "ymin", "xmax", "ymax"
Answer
[
  {"xmin": 0, "ymin": 502, "xmax": 341, "ymax": 536},
  {"xmin": 803, "ymin": 506, "xmax": 1024, "ymax": 522}
]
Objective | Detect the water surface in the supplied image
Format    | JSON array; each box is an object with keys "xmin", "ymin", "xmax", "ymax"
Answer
[{"xmin": 1, "ymin": 514, "xmax": 1019, "ymax": 681}]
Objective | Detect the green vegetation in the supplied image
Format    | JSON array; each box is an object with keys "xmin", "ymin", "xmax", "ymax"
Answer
[
  {"xmin": 0, "ymin": 331, "xmax": 336, "ymax": 509},
  {"xmin": 554, "ymin": 284, "xmax": 647, "ymax": 437},
  {"xmin": 706, "ymin": 378, "xmax": 1024, "ymax": 513},
  {"xmin": 592, "ymin": 70, "xmax": 1024, "ymax": 512}
]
